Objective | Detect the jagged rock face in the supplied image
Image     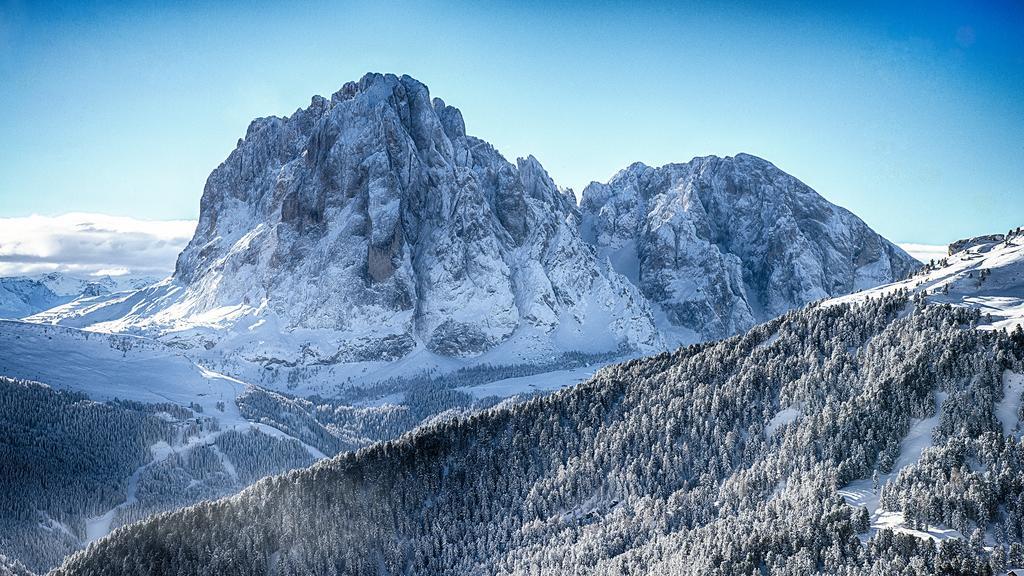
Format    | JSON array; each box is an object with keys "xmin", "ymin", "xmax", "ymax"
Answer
[
  {"xmin": 580, "ymin": 154, "xmax": 919, "ymax": 341},
  {"xmin": 171, "ymin": 73, "xmax": 659, "ymax": 358}
]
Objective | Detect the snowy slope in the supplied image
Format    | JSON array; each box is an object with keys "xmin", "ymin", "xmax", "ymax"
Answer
[
  {"xmin": 1, "ymin": 319, "xmax": 350, "ymax": 457},
  {"xmin": 997, "ymin": 370, "xmax": 1024, "ymax": 439},
  {"xmin": 0, "ymin": 319, "xmax": 244, "ymax": 421},
  {"xmin": 0, "ymin": 319, "xmax": 343, "ymax": 456},
  {"xmin": 838, "ymin": 392, "xmax": 963, "ymax": 543},
  {"xmin": 829, "ymin": 229, "xmax": 1024, "ymax": 331},
  {"xmin": 832, "ymin": 229, "xmax": 1024, "ymax": 545}
]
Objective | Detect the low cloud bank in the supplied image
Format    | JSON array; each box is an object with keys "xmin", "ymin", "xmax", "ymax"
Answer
[
  {"xmin": 898, "ymin": 243, "xmax": 948, "ymax": 264},
  {"xmin": 0, "ymin": 213, "xmax": 196, "ymax": 277}
]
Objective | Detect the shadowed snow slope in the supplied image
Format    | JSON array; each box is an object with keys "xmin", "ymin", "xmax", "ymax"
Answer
[{"xmin": 0, "ymin": 320, "xmax": 245, "ymax": 424}]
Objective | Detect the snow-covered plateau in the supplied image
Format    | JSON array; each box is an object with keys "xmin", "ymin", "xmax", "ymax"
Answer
[{"xmin": 830, "ymin": 228, "xmax": 1024, "ymax": 331}]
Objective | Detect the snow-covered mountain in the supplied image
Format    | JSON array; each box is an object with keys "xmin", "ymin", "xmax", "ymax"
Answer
[
  {"xmin": 34, "ymin": 272, "xmax": 157, "ymax": 298},
  {"xmin": 580, "ymin": 155, "xmax": 920, "ymax": 342},
  {"xmin": 31, "ymin": 74, "xmax": 659, "ymax": 377},
  {"xmin": 0, "ymin": 278, "xmax": 65, "ymax": 319},
  {"xmin": 0, "ymin": 273, "xmax": 157, "ymax": 319},
  {"xmin": 27, "ymin": 74, "xmax": 914, "ymax": 390}
]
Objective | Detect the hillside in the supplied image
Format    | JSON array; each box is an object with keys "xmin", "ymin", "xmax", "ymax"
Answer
[
  {"xmin": 831, "ymin": 228, "xmax": 1024, "ymax": 331},
  {"xmin": 51, "ymin": 280, "xmax": 1024, "ymax": 574},
  {"xmin": 0, "ymin": 320, "xmax": 508, "ymax": 572}
]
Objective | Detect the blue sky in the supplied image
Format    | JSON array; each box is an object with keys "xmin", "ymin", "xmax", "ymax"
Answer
[{"xmin": 0, "ymin": 0, "xmax": 1022, "ymax": 247}]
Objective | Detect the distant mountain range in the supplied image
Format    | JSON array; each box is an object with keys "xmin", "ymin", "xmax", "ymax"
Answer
[{"xmin": 0, "ymin": 272, "xmax": 157, "ymax": 319}]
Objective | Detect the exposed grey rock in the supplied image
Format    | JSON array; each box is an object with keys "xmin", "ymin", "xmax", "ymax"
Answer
[{"xmin": 948, "ymin": 234, "xmax": 1005, "ymax": 256}]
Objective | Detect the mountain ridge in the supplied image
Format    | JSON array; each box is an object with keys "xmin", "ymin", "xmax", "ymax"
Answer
[{"xmin": 0, "ymin": 273, "xmax": 157, "ymax": 320}]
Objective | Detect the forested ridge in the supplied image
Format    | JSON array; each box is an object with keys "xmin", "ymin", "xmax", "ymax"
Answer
[
  {"xmin": 51, "ymin": 293, "xmax": 1024, "ymax": 569},
  {"xmin": 52, "ymin": 293, "xmax": 1024, "ymax": 575},
  {"xmin": 0, "ymin": 380, "xmax": 179, "ymax": 570},
  {"xmin": 0, "ymin": 379, "xmax": 318, "ymax": 573}
]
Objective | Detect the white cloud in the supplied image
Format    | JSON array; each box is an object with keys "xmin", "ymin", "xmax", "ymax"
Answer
[
  {"xmin": 0, "ymin": 213, "xmax": 196, "ymax": 277},
  {"xmin": 898, "ymin": 243, "xmax": 948, "ymax": 264}
]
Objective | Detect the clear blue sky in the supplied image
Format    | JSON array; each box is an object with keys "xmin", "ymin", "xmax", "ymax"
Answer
[{"xmin": 1, "ymin": 0, "xmax": 1021, "ymax": 245}]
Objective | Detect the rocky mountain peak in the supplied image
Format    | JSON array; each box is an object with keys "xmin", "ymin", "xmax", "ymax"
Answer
[
  {"xmin": 139, "ymin": 73, "xmax": 660, "ymax": 363},
  {"xmin": 432, "ymin": 97, "xmax": 466, "ymax": 139},
  {"xmin": 581, "ymin": 153, "xmax": 919, "ymax": 341}
]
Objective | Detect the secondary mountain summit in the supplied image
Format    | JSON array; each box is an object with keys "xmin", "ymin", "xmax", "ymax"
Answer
[
  {"xmin": 581, "ymin": 154, "xmax": 918, "ymax": 341},
  {"xmin": 34, "ymin": 73, "xmax": 916, "ymax": 374}
]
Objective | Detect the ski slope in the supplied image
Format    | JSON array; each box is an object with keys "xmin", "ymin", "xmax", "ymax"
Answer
[
  {"xmin": 998, "ymin": 370, "xmax": 1024, "ymax": 439},
  {"xmin": 838, "ymin": 392, "xmax": 959, "ymax": 542}
]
